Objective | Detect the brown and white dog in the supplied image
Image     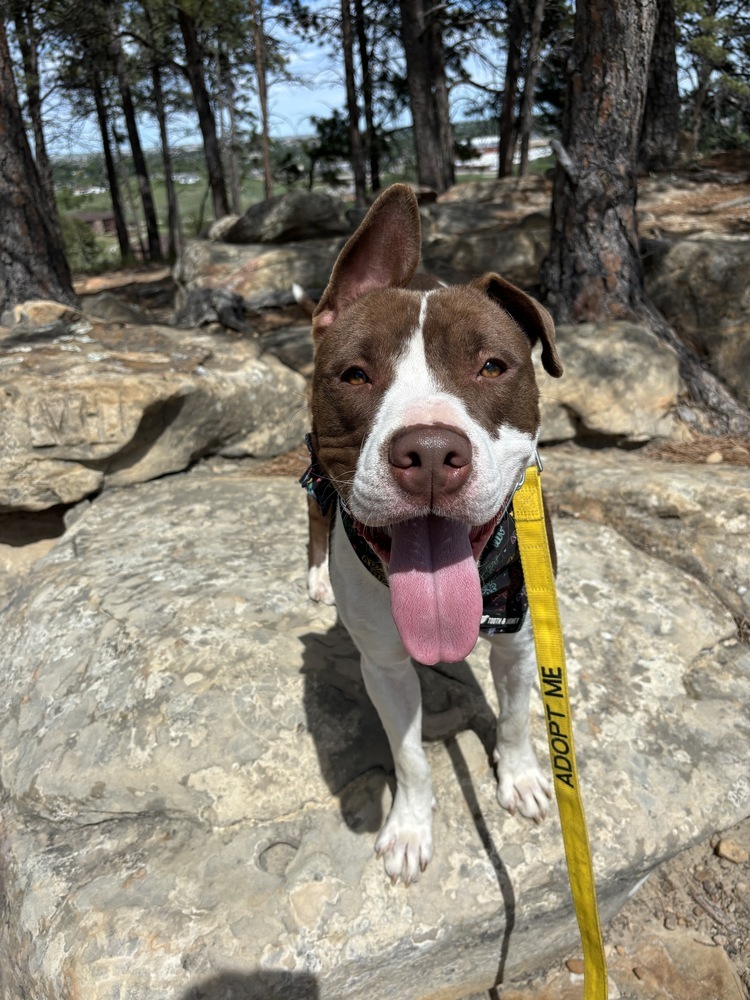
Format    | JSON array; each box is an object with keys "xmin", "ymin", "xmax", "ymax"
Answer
[{"xmin": 303, "ymin": 184, "xmax": 563, "ymax": 884}]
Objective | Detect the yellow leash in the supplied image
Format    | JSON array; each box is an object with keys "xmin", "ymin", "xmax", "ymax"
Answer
[{"xmin": 513, "ymin": 462, "xmax": 608, "ymax": 1000}]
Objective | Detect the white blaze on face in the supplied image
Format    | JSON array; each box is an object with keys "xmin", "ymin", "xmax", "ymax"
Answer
[{"xmin": 351, "ymin": 291, "xmax": 537, "ymax": 526}]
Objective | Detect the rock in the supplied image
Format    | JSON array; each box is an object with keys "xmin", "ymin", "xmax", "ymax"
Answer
[
  {"xmin": 260, "ymin": 323, "xmax": 314, "ymax": 376},
  {"xmin": 715, "ymin": 839, "xmax": 750, "ymax": 864},
  {"xmin": 0, "ymin": 465, "xmax": 747, "ymax": 999},
  {"xmin": 436, "ymin": 175, "xmax": 552, "ymax": 208},
  {"xmin": 173, "ymin": 236, "xmax": 344, "ymax": 323},
  {"xmin": 222, "ymin": 191, "xmax": 352, "ymax": 244},
  {"xmin": 645, "ymin": 233, "xmax": 750, "ymax": 407},
  {"xmin": 422, "ymin": 212, "xmax": 549, "ymax": 288},
  {"xmin": 0, "ymin": 507, "xmax": 65, "ymax": 603},
  {"xmin": 78, "ymin": 290, "xmax": 154, "ymax": 325},
  {"xmin": 537, "ymin": 322, "xmax": 680, "ymax": 443},
  {"xmin": 542, "ymin": 445, "xmax": 750, "ymax": 620},
  {"xmin": 0, "ymin": 301, "xmax": 307, "ymax": 511},
  {"xmin": 208, "ymin": 214, "xmax": 242, "ymax": 241}
]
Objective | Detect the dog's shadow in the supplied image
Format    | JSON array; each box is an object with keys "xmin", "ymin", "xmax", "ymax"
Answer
[{"xmin": 299, "ymin": 621, "xmax": 516, "ymax": 987}]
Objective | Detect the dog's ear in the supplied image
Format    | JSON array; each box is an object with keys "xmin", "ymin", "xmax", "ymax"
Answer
[
  {"xmin": 472, "ymin": 272, "xmax": 563, "ymax": 378},
  {"xmin": 313, "ymin": 184, "xmax": 421, "ymax": 333}
]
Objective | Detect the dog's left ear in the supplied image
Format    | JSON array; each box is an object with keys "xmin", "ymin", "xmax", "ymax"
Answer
[
  {"xmin": 313, "ymin": 184, "xmax": 422, "ymax": 335},
  {"xmin": 472, "ymin": 273, "xmax": 563, "ymax": 378}
]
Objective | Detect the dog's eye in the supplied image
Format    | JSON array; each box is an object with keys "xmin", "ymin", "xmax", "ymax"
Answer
[
  {"xmin": 341, "ymin": 367, "xmax": 370, "ymax": 385},
  {"xmin": 480, "ymin": 359, "xmax": 507, "ymax": 378}
]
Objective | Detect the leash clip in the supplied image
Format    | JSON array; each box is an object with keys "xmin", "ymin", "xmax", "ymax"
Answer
[{"xmin": 514, "ymin": 449, "xmax": 543, "ymax": 497}]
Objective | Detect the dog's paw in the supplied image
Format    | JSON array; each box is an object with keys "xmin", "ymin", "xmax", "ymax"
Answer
[
  {"xmin": 374, "ymin": 796, "xmax": 434, "ymax": 885},
  {"xmin": 493, "ymin": 745, "xmax": 552, "ymax": 823},
  {"xmin": 307, "ymin": 565, "xmax": 336, "ymax": 605}
]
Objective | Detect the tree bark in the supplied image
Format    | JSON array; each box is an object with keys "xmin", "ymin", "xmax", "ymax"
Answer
[
  {"xmin": 353, "ymin": 0, "xmax": 379, "ymax": 191},
  {"xmin": 91, "ymin": 69, "xmax": 134, "ymax": 264},
  {"xmin": 342, "ymin": 0, "xmax": 367, "ymax": 207},
  {"xmin": 498, "ymin": 0, "xmax": 524, "ymax": 178},
  {"xmin": 0, "ymin": 14, "xmax": 77, "ymax": 313},
  {"xmin": 250, "ymin": 0, "xmax": 273, "ymax": 200},
  {"xmin": 398, "ymin": 0, "xmax": 452, "ymax": 193},
  {"xmin": 518, "ymin": 0, "xmax": 545, "ymax": 177},
  {"xmin": 639, "ymin": 0, "xmax": 680, "ymax": 171},
  {"xmin": 178, "ymin": 6, "xmax": 230, "ymax": 220},
  {"xmin": 541, "ymin": 0, "xmax": 657, "ymax": 324}
]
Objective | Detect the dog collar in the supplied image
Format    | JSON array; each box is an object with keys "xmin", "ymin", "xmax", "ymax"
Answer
[{"xmin": 300, "ymin": 434, "xmax": 529, "ymax": 634}]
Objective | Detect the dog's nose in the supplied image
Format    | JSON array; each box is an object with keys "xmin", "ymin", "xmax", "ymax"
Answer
[{"xmin": 389, "ymin": 424, "xmax": 472, "ymax": 502}]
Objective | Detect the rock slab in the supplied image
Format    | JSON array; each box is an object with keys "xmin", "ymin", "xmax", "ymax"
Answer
[
  {"xmin": 0, "ymin": 463, "xmax": 747, "ymax": 999},
  {"xmin": 0, "ymin": 301, "xmax": 307, "ymax": 511}
]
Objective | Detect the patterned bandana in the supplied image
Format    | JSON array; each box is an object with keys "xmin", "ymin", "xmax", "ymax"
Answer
[{"xmin": 300, "ymin": 435, "xmax": 528, "ymax": 634}]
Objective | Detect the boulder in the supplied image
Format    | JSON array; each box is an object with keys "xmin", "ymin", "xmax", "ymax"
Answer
[
  {"xmin": 543, "ymin": 445, "xmax": 750, "ymax": 621},
  {"xmin": 0, "ymin": 301, "xmax": 307, "ymax": 511},
  {"xmin": 0, "ymin": 465, "xmax": 746, "ymax": 999},
  {"xmin": 173, "ymin": 236, "xmax": 344, "ymax": 324},
  {"xmin": 537, "ymin": 322, "xmax": 681, "ymax": 443},
  {"xmin": 422, "ymin": 212, "xmax": 550, "ymax": 289},
  {"xmin": 222, "ymin": 191, "xmax": 352, "ymax": 245},
  {"xmin": 645, "ymin": 233, "xmax": 750, "ymax": 407},
  {"xmin": 436, "ymin": 175, "xmax": 552, "ymax": 208},
  {"xmin": 208, "ymin": 214, "xmax": 242, "ymax": 241}
]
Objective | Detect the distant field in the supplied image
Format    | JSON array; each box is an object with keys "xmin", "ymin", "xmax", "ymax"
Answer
[{"xmin": 60, "ymin": 157, "xmax": 555, "ymax": 273}]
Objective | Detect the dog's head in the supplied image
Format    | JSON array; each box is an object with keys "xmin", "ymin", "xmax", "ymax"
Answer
[{"xmin": 310, "ymin": 184, "xmax": 561, "ymax": 530}]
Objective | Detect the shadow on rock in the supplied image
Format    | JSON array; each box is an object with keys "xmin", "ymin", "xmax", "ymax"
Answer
[
  {"xmin": 299, "ymin": 623, "xmax": 502, "ymax": 832},
  {"xmin": 181, "ymin": 970, "xmax": 318, "ymax": 999},
  {"xmin": 299, "ymin": 622, "xmax": 391, "ymax": 834}
]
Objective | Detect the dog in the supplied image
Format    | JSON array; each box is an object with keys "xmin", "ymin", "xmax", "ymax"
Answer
[{"xmin": 301, "ymin": 184, "xmax": 563, "ymax": 884}]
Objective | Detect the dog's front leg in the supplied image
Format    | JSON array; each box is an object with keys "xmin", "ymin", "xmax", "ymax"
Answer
[
  {"xmin": 489, "ymin": 620, "xmax": 552, "ymax": 821},
  {"xmin": 360, "ymin": 653, "xmax": 434, "ymax": 884},
  {"xmin": 329, "ymin": 511, "xmax": 433, "ymax": 883}
]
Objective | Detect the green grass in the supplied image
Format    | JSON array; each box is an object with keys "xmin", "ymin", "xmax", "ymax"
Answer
[{"xmin": 60, "ymin": 159, "xmax": 556, "ymax": 274}]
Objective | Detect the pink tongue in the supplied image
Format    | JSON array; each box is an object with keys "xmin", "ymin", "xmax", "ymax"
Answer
[{"xmin": 389, "ymin": 516, "xmax": 482, "ymax": 665}]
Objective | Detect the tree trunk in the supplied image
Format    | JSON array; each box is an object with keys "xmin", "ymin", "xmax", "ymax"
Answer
[
  {"xmin": 543, "ymin": 0, "xmax": 750, "ymax": 434},
  {"xmin": 498, "ymin": 0, "xmax": 524, "ymax": 178},
  {"xmin": 0, "ymin": 14, "xmax": 77, "ymax": 313},
  {"xmin": 353, "ymin": 0, "xmax": 379, "ymax": 191},
  {"xmin": 427, "ymin": 7, "xmax": 455, "ymax": 191},
  {"xmin": 398, "ymin": 0, "xmax": 447, "ymax": 192},
  {"xmin": 140, "ymin": 0, "xmax": 181, "ymax": 261},
  {"xmin": 341, "ymin": 0, "xmax": 367, "ymax": 207},
  {"xmin": 541, "ymin": 0, "xmax": 657, "ymax": 324},
  {"xmin": 251, "ymin": 0, "xmax": 273, "ymax": 200},
  {"xmin": 102, "ymin": 0, "xmax": 160, "ymax": 262},
  {"xmin": 688, "ymin": 64, "xmax": 712, "ymax": 160},
  {"xmin": 639, "ymin": 0, "xmax": 680, "ymax": 171},
  {"xmin": 10, "ymin": 0, "xmax": 61, "ymax": 240},
  {"xmin": 152, "ymin": 61, "xmax": 182, "ymax": 262},
  {"xmin": 91, "ymin": 70, "xmax": 134, "ymax": 264},
  {"xmin": 518, "ymin": 0, "xmax": 545, "ymax": 177},
  {"xmin": 178, "ymin": 6, "xmax": 230, "ymax": 219},
  {"xmin": 217, "ymin": 47, "xmax": 242, "ymax": 214}
]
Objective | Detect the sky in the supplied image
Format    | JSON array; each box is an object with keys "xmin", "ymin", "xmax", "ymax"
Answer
[{"xmin": 42, "ymin": 21, "xmax": 501, "ymax": 158}]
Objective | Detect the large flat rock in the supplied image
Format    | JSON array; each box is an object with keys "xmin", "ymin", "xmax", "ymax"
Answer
[
  {"xmin": 0, "ymin": 301, "xmax": 307, "ymax": 511},
  {"xmin": 0, "ymin": 465, "xmax": 747, "ymax": 998},
  {"xmin": 543, "ymin": 445, "xmax": 750, "ymax": 620}
]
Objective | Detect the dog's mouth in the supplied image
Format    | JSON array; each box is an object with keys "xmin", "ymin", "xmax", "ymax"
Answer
[
  {"xmin": 351, "ymin": 502, "xmax": 511, "ymax": 666},
  {"xmin": 357, "ymin": 508, "xmax": 502, "ymax": 567}
]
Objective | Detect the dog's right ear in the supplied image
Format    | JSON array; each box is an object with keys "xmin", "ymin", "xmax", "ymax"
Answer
[{"xmin": 312, "ymin": 184, "xmax": 421, "ymax": 334}]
